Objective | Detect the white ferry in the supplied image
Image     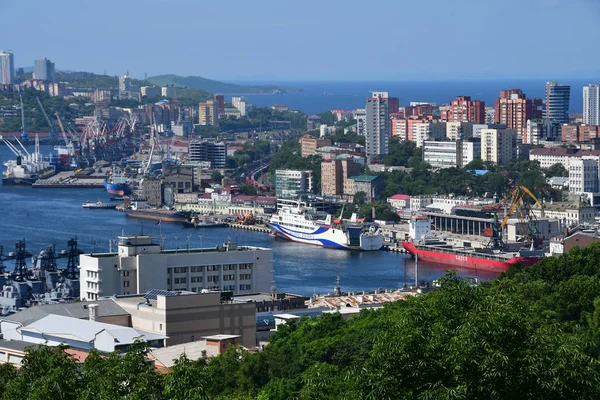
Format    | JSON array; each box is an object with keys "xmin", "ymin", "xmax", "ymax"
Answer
[{"xmin": 265, "ymin": 203, "xmax": 383, "ymax": 251}]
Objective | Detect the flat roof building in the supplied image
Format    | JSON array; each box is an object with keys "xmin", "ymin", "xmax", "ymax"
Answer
[{"xmin": 79, "ymin": 235, "xmax": 273, "ymax": 301}]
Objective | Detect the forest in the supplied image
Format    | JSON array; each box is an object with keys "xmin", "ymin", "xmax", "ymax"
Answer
[{"xmin": 3, "ymin": 243, "xmax": 600, "ymax": 399}]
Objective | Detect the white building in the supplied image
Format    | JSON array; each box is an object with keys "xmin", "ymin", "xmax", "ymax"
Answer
[
  {"xmin": 583, "ymin": 84, "xmax": 600, "ymax": 126},
  {"xmin": 162, "ymin": 86, "xmax": 177, "ymax": 98},
  {"xmin": 0, "ymin": 50, "xmax": 14, "ymax": 84},
  {"xmin": 354, "ymin": 109, "xmax": 367, "ymax": 136},
  {"xmin": 526, "ymin": 119, "xmax": 546, "ymax": 145},
  {"xmin": 232, "ymin": 96, "xmax": 249, "ymax": 117},
  {"xmin": 423, "ymin": 140, "xmax": 463, "ymax": 168},
  {"xmin": 365, "ymin": 92, "xmax": 390, "ymax": 161},
  {"xmin": 480, "ymin": 128, "xmax": 516, "ymax": 165},
  {"xmin": 274, "ymin": 169, "xmax": 313, "ymax": 197},
  {"xmin": 462, "ymin": 138, "xmax": 481, "ymax": 166},
  {"xmin": 414, "ymin": 122, "xmax": 431, "ymax": 148},
  {"xmin": 79, "ymin": 235, "xmax": 273, "ymax": 301},
  {"xmin": 446, "ymin": 121, "xmax": 462, "ymax": 141},
  {"xmin": 568, "ymin": 157, "xmax": 599, "ymax": 195}
]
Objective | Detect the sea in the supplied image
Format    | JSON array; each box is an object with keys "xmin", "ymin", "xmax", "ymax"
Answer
[{"xmin": 226, "ymin": 79, "xmax": 591, "ymax": 115}]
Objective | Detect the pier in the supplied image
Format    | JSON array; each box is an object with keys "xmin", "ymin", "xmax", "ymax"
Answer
[
  {"xmin": 32, "ymin": 171, "xmax": 106, "ymax": 189},
  {"xmin": 227, "ymin": 223, "xmax": 271, "ymax": 234}
]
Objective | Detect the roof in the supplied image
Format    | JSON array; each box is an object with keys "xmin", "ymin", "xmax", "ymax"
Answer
[
  {"xmin": 0, "ymin": 339, "xmax": 38, "ymax": 353},
  {"xmin": 389, "ymin": 194, "xmax": 410, "ymax": 200},
  {"xmin": 20, "ymin": 315, "xmax": 167, "ymax": 345},
  {"xmin": 203, "ymin": 334, "xmax": 240, "ymax": 340},
  {"xmin": 548, "ymin": 176, "xmax": 569, "ymax": 185},
  {"xmin": 350, "ymin": 175, "xmax": 380, "ymax": 183},
  {"xmin": 273, "ymin": 314, "xmax": 301, "ymax": 320},
  {"xmin": 3, "ymin": 299, "xmax": 128, "ymax": 326},
  {"xmin": 151, "ymin": 341, "xmax": 214, "ymax": 368}
]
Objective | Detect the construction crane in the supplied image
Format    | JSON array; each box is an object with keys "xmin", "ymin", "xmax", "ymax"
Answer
[
  {"xmin": 488, "ymin": 185, "xmax": 543, "ymax": 250},
  {"xmin": 35, "ymin": 97, "xmax": 57, "ymax": 138}
]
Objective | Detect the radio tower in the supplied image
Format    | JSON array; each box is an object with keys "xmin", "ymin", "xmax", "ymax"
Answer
[{"xmin": 11, "ymin": 241, "xmax": 30, "ymax": 282}]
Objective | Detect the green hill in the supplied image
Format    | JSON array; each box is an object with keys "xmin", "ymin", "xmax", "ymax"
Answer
[{"xmin": 147, "ymin": 74, "xmax": 299, "ymax": 94}]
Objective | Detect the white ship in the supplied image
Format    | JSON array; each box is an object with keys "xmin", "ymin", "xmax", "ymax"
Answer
[{"xmin": 266, "ymin": 203, "xmax": 383, "ymax": 251}]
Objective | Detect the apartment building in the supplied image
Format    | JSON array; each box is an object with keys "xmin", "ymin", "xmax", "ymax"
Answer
[
  {"xmin": 301, "ymin": 135, "xmax": 332, "ymax": 157},
  {"xmin": 423, "ymin": 140, "xmax": 463, "ymax": 169},
  {"xmin": 441, "ymin": 96, "xmax": 485, "ymax": 124},
  {"xmin": 199, "ymin": 100, "xmax": 218, "ymax": 127},
  {"xmin": 275, "ymin": 169, "xmax": 313, "ymax": 197},
  {"xmin": 321, "ymin": 158, "xmax": 361, "ymax": 196},
  {"xmin": 462, "ymin": 138, "xmax": 481, "ymax": 166},
  {"xmin": 480, "ymin": 128, "xmax": 516, "ymax": 165}
]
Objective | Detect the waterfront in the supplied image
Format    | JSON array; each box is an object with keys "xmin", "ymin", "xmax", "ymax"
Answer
[{"xmin": 0, "ymin": 145, "xmax": 498, "ymax": 295}]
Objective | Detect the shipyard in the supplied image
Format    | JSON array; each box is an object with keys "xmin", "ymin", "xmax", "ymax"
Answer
[{"xmin": 1, "ymin": 1, "xmax": 600, "ymax": 396}]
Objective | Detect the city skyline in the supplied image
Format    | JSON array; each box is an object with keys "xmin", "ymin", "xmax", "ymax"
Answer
[{"xmin": 0, "ymin": 0, "xmax": 599, "ymax": 81}]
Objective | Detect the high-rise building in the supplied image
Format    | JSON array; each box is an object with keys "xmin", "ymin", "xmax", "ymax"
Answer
[
  {"xmin": 494, "ymin": 89, "xmax": 544, "ymax": 143},
  {"xmin": 545, "ymin": 81, "xmax": 570, "ymax": 124},
  {"xmin": 480, "ymin": 128, "xmax": 516, "ymax": 165},
  {"xmin": 141, "ymin": 86, "xmax": 158, "ymax": 98},
  {"xmin": 583, "ymin": 84, "xmax": 600, "ymax": 126},
  {"xmin": 365, "ymin": 92, "xmax": 391, "ymax": 162},
  {"xmin": 462, "ymin": 138, "xmax": 481, "ymax": 166},
  {"xmin": 214, "ymin": 94, "xmax": 225, "ymax": 114},
  {"xmin": 119, "ymin": 74, "xmax": 133, "ymax": 92},
  {"xmin": 275, "ymin": 170, "xmax": 313, "ymax": 197},
  {"xmin": 231, "ymin": 96, "xmax": 249, "ymax": 117},
  {"xmin": 441, "ymin": 96, "xmax": 485, "ymax": 124},
  {"xmin": 34, "ymin": 57, "xmax": 56, "ymax": 82},
  {"xmin": 0, "ymin": 50, "xmax": 14, "ymax": 84},
  {"xmin": 162, "ymin": 86, "xmax": 177, "ymax": 98},
  {"xmin": 198, "ymin": 100, "xmax": 218, "ymax": 127},
  {"xmin": 320, "ymin": 159, "xmax": 361, "ymax": 196},
  {"xmin": 189, "ymin": 141, "xmax": 226, "ymax": 168}
]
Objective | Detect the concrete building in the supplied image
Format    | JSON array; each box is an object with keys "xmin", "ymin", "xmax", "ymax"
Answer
[
  {"xmin": 189, "ymin": 140, "xmax": 226, "ymax": 168},
  {"xmin": 568, "ymin": 157, "xmax": 599, "ymax": 196},
  {"xmin": 141, "ymin": 86, "xmax": 158, "ymax": 98},
  {"xmin": 423, "ymin": 140, "xmax": 463, "ymax": 168},
  {"xmin": 387, "ymin": 194, "xmax": 411, "ymax": 209},
  {"xmin": 275, "ymin": 169, "xmax": 313, "ymax": 197},
  {"xmin": 441, "ymin": 96, "xmax": 485, "ymax": 124},
  {"xmin": 307, "ymin": 115, "xmax": 322, "ymax": 131},
  {"xmin": 138, "ymin": 176, "xmax": 163, "ymax": 206},
  {"xmin": 0, "ymin": 50, "xmax": 14, "ymax": 84},
  {"xmin": 354, "ymin": 109, "xmax": 366, "ymax": 136},
  {"xmin": 494, "ymin": 89, "xmax": 543, "ymax": 143},
  {"xmin": 301, "ymin": 135, "xmax": 331, "ymax": 157},
  {"xmin": 584, "ymin": 84, "xmax": 600, "ymax": 126},
  {"xmin": 33, "ymin": 57, "xmax": 56, "ymax": 82},
  {"xmin": 113, "ymin": 290, "xmax": 256, "ymax": 348},
  {"xmin": 365, "ymin": 92, "xmax": 391, "ymax": 162},
  {"xmin": 119, "ymin": 74, "xmax": 133, "ymax": 92},
  {"xmin": 92, "ymin": 89, "xmax": 111, "ymax": 104},
  {"xmin": 462, "ymin": 138, "xmax": 481, "ymax": 166},
  {"xmin": 214, "ymin": 94, "xmax": 225, "ymax": 114},
  {"xmin": 348, "ymin": 175, "xmax": 384, "ymax": 202},
  {"xmin": 162, "ymin": 86, "xmax": 177, "ymax": 98},
  {"xmin": 545, "ymin": 81, "xmax": 571, "ymax": 124},
  {"xmin": 480, "ymin": 128, "xmax": 516, "ymax": 165},
  {"xmin": 561, "ymin": 125, "xmax": 600, "ymax": 143},
  {"xmin": 446, "ymin": 121, "xmax": 462, "ymax": 141},
  {"xmin": 79, "ymin": 235, "xmax": 273, "ymax": 301},
  {"xmin": 198, "ymin": 100, "xmax": 218, "ymax": 127},
  {"xmin": 525, "ymin": 119, "xmax": 548, "ymax": 145},
  {"xmin": 172, "ymin": 121, "xmax": 193, "ymax": 137},
  {"xmin": 320, "ymin": 159, "xmax": 361, "ymax": 196},
  {"xmin": 532, "ymin": 201, "xmax": 595, "ymax": 228},
  {"xmin": 232, "ymin": 96, "xmax": 249, "ymax": 117}
]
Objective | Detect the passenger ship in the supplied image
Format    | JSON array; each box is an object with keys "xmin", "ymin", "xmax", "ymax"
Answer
[{"xmin": 265, "ymin": 203, "xmax": 383, "ymax": 251}]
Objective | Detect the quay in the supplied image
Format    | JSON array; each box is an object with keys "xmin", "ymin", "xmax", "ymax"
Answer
[
  {"xmin": 227, "ymin": 223, "xmax": 271, "ymax": 234},
  {"xmin": 32, "ymin": 171, "xmax": 106, "ymax": 189}
]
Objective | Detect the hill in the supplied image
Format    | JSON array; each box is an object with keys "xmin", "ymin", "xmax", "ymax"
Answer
[{"xmin": 147, "ymin": 74, "xmax": 300, "ymax": 94}]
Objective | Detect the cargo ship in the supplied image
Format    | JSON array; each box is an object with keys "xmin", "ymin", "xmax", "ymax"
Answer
[
  {"xmin": 104, "ymin": 173, "xmax": 131, "ymax": 196},
  {"xmin": 124, "ymin": 209, "xmax": 190, "ymax": 223},
  {"xmin": 2, "ymin": 135, "xmax": 56, "ymax": 185},
  {"xmin": 265, "ymin": 203, "xmax": 383, "ymax": 251},
  {"xmin": 401, "ymin": 216, "xmax": 543, "ymax": 272}
]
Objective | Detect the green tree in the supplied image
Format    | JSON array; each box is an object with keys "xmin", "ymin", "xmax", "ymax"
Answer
[
  {"xmin": 163, "ymin": 355, "xmax": 210, "ymax": 400},
  {"xmin": 546, "ymin": 162, "xmax": 568, "ymax": 178},
  {"xmin": 211, "ymin": 171, "xmax": 224, "ymax": 184}
]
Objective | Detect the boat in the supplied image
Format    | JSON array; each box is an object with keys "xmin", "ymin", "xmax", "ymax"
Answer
[
  {"xmin": 265, "ymin": 203, "xmax": 383, "ymax": 251},
  {"xmin": 104, "ymin": 175, "xmax": 131, "ymax": 196},
  {"xmin": 401, "ymin": 215, "xmax": 543, "ymax": 272},
  {"xmin": 184, "ymin": 214, "xmax": 227, "ymax": 228},
  {"xmin": 82, "ymin": 200, "xmax": 117, "ymax": 209},
  {"xmin": 2, "ymin": 135, "xmax": 56, "ymax": 186},
  {"xmin": 124, "ymin": 208, "xmax": 190, "ymax": 223}
]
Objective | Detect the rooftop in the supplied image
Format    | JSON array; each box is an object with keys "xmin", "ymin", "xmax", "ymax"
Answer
[
  {"xmin": 202, "ymin": 334, "xmax": 240, "ymax": 341},
  {"xmin": 350, "ymin": 175, "xmax": 380, "ymax": 183},
  {"xmin": 0, "ymin": 339, "xmax": 38, "ymax": 353},
  {"xmin": 389, "ymin": 194, "xmax": 410, "ymax": 200},
  {"xmin": 151, "ymin": 341, "xmax": 214, "ymax": 368},
  {"xmin": 3, "ymin": 299, "xmax": 128, "ymax": 326}
]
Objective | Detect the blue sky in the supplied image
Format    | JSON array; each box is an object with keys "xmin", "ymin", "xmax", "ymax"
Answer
[{"xmin": 0, "ymin": 0, "xmax": 598, "ymax": 81}]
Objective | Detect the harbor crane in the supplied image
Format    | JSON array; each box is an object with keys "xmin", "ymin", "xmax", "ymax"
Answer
[
  {"xmin": 35, "ymin": 97, "xmax": 57, "ymax": 138},
  {"xmin": 488, "ymin": 185, "xmax": 543, "ymax": 250},
  {"xmin": 55, "ymin": 112, "xmax": 74, "ymax": 156}
]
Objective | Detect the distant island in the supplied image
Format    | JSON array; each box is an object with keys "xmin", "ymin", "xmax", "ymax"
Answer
[{"xmin": 147, "ymin": 74, "xmax": 301, "ymax": 94}]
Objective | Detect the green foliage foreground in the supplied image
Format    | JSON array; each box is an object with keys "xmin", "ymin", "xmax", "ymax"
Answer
[{"xmin": 5, "ymin": 245, "xmax": 600, "ymax": 399}]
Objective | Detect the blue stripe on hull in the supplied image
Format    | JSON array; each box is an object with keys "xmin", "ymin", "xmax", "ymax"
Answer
[{"xmin": 267, "ymin": 223, "xmax": 348, "ymax": 249}]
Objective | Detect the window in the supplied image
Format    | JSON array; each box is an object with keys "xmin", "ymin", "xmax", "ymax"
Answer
[
  {"xmin": 124, "ymin": 281, "xmax": 130, "ymax": 287},
  {"xmin": 174, "ymin": 278, "xmax": 180, "ymax": 284},
  {"xmin": 123, "ymin": 271, "xmax": 130, "ymax": 277},
  {"xmin": 159, "ymin": 323, "xmax": 162, "ymax": 331}
]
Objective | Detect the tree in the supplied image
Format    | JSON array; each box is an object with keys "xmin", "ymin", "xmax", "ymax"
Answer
[
  {"xmin": 546, "ymin": 163, "xmax": 568, "ymax": 178},
  {"xmin": 162, "ymin": 355, "xmax": 210, "ymax": 400},
  {"xmin": 211, "ymin": 171, "xmax": 224, "ymax": 184},
  {"xmin": 353, "ymin": 191, "xmax": 367, "ymax": 207}
]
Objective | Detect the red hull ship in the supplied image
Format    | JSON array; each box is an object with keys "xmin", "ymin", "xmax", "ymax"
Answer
[{"xmin": 401, "ymin": 241, "xmax": 542, "ymax": 273}]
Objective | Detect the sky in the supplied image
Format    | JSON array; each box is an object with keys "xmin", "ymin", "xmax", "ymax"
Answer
[{"xmin": 1, "ymin": 0, "xmax": 599, "ymax": 82}]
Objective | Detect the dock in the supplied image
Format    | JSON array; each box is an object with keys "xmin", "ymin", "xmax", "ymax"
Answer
[
  {"xmin": 227, "ymin": 223, "xmax": 271, "ymax": 234},
  {"xmin": 32, "ymin": 171, "xmax": 106, "ymax": 189}
]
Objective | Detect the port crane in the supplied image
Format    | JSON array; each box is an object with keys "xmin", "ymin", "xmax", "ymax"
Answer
[
  {"xmin": 54, "ymin": 112, "xmax": 75, "ymax": 157},
  {"xmin": 487, "ymin": 185, "xmax": 543, "ymax": 250},
  {"xmin": 35, "ymin": 97, "xmax": 57, "ymax": 139}
]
